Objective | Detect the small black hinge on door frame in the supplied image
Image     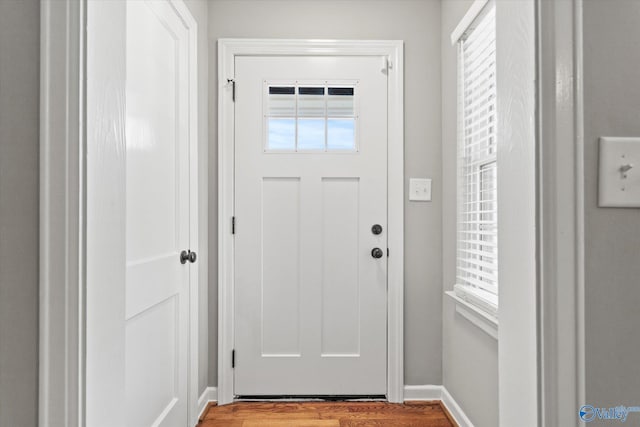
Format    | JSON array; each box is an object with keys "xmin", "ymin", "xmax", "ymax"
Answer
[
  {"xmin": 232, "ymin": 349, "xmax": 235, "ymax": 368},
  {"xmin": 227, "ymin": 78, "xmax": 235, "ymax": 102},
  {"xmin": 232, "ymin": 216, "xmax": 235, "ymax": 234}
]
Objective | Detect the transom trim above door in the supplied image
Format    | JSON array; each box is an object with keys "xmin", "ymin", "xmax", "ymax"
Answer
[{"xmin": 217, "ymin": 39, "xmax": 404, "ymax": 405}]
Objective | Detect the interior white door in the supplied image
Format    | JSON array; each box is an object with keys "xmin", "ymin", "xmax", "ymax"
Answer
[
  {"xmin": 125, "ymin": 1, "xmax": 191, "ymax": 425},
  {"xmin": 234, "ymin": 56, "xmax": 388, "ymax": 396}
]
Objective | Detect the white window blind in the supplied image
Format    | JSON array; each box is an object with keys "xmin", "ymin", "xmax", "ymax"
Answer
[{"xmin": 455, "ymin": 3, "xmax": 498, "ymax": 314}]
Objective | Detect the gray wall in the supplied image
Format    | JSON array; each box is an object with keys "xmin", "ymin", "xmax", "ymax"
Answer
[
  {"xmin": 207, "ymin": 0, "xmax": 443, "ymax": 387},
  {"xmin": 441, "ymin": 1, "xmax": 499, "ymax": 426},
  {"xmin": 183, "ymin": 0, "xmax": 211, "ymax": 398},
  {"xmin": 0, "ymin": 0, "xmax": 40, "ymax": 426},
  {"xmin": 583, "ymin": 0, "xmax": 640, "ymax": 418}
]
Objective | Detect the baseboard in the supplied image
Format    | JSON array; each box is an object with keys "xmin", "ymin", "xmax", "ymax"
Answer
[
  {"xmin": 403, "ymin": 385, "xmax": 442, "ymax": 401},
  {"xmin": 403, "ymin": 385, "xmax": 473, "ymax": 427},
  {"xmin": 440, "ymin": 387, "xmax": 474, "ymax": 427},
  {"xmin": 197, "ymin": 387, "xmax": 218, "ymax": 421}
]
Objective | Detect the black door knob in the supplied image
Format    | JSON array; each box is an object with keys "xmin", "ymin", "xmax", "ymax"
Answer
[
  {"xmin": 189, "ymin": 251, "xmax": 197, "ymax": 263},
  {"xmin": 371, "ymin": 247, "xmax": 384, "ymax": 259},
  {"xmin": 180, "ymin": 250, "xmax": 190, "ymax": 264}
]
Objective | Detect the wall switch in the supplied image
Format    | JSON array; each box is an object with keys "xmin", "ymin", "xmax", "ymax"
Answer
[
  {"xmin": 409, "ymin": 178, "xmax": 432, "ymax": 201},
  {"xmin": 599, "ymin": 137, "xmax": 640, "ymax": 207}
]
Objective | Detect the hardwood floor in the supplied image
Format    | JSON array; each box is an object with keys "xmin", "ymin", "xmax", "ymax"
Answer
[{"xmin": 198, "ymin": 401, "xmax": 457, "ymax": 427}]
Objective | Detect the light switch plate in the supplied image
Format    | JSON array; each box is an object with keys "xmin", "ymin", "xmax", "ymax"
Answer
[
  {"xmin": 599, "ymin": 137, "xmax": 640, "ymax": 207},
  {"xmin": 409, "ymin": 178, "xmax": 432, "ymax": 201}
]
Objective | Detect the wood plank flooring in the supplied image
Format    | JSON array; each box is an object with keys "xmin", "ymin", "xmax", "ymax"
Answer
[{"xmin": 198, "ymin": 401, "xmax": 456, "ymax": 427}]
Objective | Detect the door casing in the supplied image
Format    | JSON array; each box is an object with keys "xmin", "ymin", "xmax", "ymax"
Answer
[{"xmin": 217, "ymin": 39, "xmax": 405, "ymax": 405}]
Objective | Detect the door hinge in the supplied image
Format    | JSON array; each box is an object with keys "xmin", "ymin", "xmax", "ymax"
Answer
[
  {"xmin": 232, "ymin": 349, "xmax": 236, "ymax": 368},
  {"xmin": 232, "ymin": 216, "xmax": 235, "ymax": 234},
  {"xmin": 227, "ymin": 78, "xmax": 235, "ymax": 102}
]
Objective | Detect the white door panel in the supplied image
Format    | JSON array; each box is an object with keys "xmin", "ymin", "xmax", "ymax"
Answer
[
  {"xmin": 235, "ymin": 56, "xmax": 388, "ymax": 395},
  {"xmin": 321, "ymin": 177, "xmax": 361, "ymax": 357},
  {"xmin": 87, "ymin": 0, "xmax": 196, "ymax": 425},
  {"xmin": 125, "ymin": 1, "xmax": 189, "ymax": 425},
  {"xmin": 260, "ymin": 177, "xmax": 302, "ymax": 356}
]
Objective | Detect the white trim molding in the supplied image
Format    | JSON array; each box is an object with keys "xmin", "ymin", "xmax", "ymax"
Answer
[
  {"xmin": 403, "ymin": 386, "xmax": 474, "ymax": 427},
  {"xmin": 537, "ymin": 0, "xmax": 586, "ymax": 426},
  {"xmin": 450, "ymin": 0, "xmax": 490, "ymax": 44},
  {"xmin": 441, "ymin": 387, "xmax": 475, "ymax": 427},
  {"xmin": 197, "ymin": 387, "xmax": 218, "ymax": 424},
  {"xmin": 446, "ymin": 291, "xmax": 498, "ymax": 340},
  {"xmin": 218, "ymin": 38, "xmax": 404, "ymax": 405},
  {"xmin": 495, "ymin": 1, "xmax": 538, "ymax": 425},
  {"xmin": 39, "ymin": 0, "xmax": 86, "ymax": 426},
  {"xmin": 403, "ymin": 385, "xmax": 442, "ymax": 401}
]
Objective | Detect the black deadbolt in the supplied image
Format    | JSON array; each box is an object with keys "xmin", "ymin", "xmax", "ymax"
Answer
[{"xmin": 371, "ymin": 224, "xmax": 383, "ymax": 235}]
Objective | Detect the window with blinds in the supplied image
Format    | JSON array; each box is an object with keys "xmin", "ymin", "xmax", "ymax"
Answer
[{"xmin": 454, "ymin": 2, "xmax": 498, "ymax": 315}]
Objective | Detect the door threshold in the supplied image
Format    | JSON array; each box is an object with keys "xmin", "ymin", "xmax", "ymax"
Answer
[{"xmin": 235, "ymin": 395, "xmax": 387, "ymax": 402}]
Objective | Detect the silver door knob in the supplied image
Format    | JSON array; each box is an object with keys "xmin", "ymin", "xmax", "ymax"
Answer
[{"xmin": 371, "ymin": 248, "xmax": 384, "ymax": 259}]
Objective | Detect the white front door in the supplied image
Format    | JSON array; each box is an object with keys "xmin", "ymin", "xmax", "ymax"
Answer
[
  {"xmin": 234, "ymin": 56, "xmax": 388, "ymax": 396},
  {"xmin": 125, "ymin": 1, "xmax": 191, "ymax": 425}
]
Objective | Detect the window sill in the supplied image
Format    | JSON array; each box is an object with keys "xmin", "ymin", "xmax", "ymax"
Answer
[{"xmin": 446, "ymin": 290, "xmax": 499, "ymax": 340}]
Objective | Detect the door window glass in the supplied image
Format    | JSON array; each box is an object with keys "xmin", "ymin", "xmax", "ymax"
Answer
[
  {"xmin": 265, "ymin": 83, "xmax": 357, "ymax": 152},
  {"xmin": 267, "ymin": 118, "xmax": 296, "ymax": 151}
]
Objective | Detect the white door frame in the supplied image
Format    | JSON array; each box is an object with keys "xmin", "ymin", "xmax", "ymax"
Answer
[
  {"xmin": 537, "ymin": 0, "xmax": 586, "ymax": 425},
  {"xmin": 39, "ymin": 1, "xmax": 202, "ymax": 426},
  {"xmin": 217, "ymin": 39, "xmax": 405, "ymax": 405},
  {"xmin": 496, "ymin": 1, "xmax": 538, "ymax": 424},
  {"xmin": 39, "ymin": 1, "xmax": 85, "ymax": 424}
]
